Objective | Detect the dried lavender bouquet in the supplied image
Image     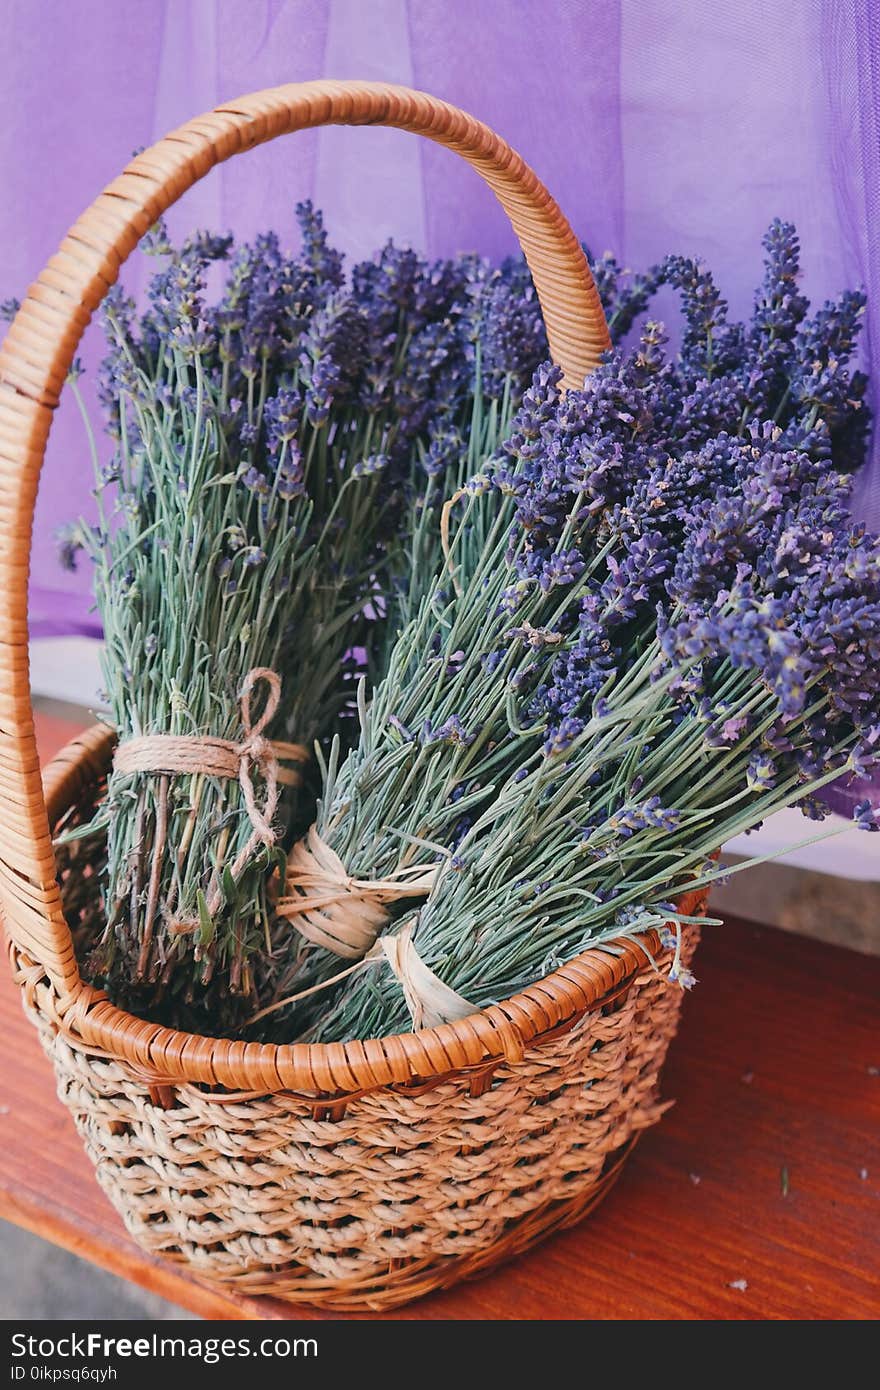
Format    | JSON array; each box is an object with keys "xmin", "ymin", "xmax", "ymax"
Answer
[
  {"xmin": 60, "ymin": 213, "xmax": 550, "ymax": 1026},
  {"xmin": 57, "ymin": 212, "xmax": 339, "ymax": 1015},
  {"xmin": 67, "ymin": 288, "xmax": 312, "ymax": 1021},
  {"xmin": 299, "ymin": 375, "xmax": 880, "ymax": 1044},
  {"xmin": 60, "ymin": 212, "xmax": 468, "ymax": 1022},
  {"xmin": 260, "ymin": 220, "xmax": 877, "ymax": 1039}
]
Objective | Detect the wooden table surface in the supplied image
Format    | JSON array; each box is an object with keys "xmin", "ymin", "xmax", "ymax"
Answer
[{"xmin": 0, "ymin": 714, "xmax": 876, "ymax": 1320}]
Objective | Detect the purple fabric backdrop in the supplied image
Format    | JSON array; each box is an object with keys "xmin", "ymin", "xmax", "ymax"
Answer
[{"xmin": 4, "ymin": 0, "xmax": 878, "ymax": 653}]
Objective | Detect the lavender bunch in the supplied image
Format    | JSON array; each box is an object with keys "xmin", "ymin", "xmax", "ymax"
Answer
[
  {"xmin": 258, "ymin": 353, "xmax": 689, "ymax": 1028},
  {"xmin": 263, "ymin": 223, "xmax": 878, "ymax": 1043},
  {"xmin": 297, "ymin": 381, "xmax": 880, "ymax": 1043},
  {"xmin": 63, "ymin": 316, "xmax": 309, "ymax": 1024},
  {"xmin": 59, "ymin": 209, "xmax": 380, "ymax": 1022},
  {"xmin": 57, "ymin": 210, "xmax": 550, "ymax": 1029}
]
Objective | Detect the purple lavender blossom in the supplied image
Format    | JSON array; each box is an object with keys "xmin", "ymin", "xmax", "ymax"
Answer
[
  {"xmin": 420, "ymin": 714, "xmax": 477, "ymax": 747},
  {"xmin": 55, "ymin": 523, "xmax": 84, "ymax": 572},
  {"xmin": 853, "ymin": 800, "xmax": 880, "ymax": 832},
  {"xmin": 263, "ymin": 388, "xmax": 302, "ymax": 455},
  {"xmin": 484, "ymin": 224, "xmax": 877, "ymax": 833}
]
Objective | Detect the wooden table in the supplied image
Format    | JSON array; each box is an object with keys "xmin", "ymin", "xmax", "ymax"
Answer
[{"xmin": 0, "ymin": 715, "xmax": 876, "ymax": 1320}]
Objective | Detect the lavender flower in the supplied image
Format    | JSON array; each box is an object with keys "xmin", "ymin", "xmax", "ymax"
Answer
[
  {"xmin": 55, "ymin": 522, "xmax": 85, "ymax": 572},
  {"xmin": 853, "ymin": 800, "xmax": 880, "ymax": 832},
  {"xmin": 263, "ymin": 388, "xmax": 302, "ymax": 455}
]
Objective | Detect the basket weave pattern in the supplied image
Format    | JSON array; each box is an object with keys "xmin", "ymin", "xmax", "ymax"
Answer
[{"xmin": 19, "ymin": 929, "xmax": 696, "ymax": 1309}]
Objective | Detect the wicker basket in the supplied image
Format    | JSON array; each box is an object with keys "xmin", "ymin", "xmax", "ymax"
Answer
[{"xmin": 0, "ymin": 81, "xmax": 707, "ymax": 1312}]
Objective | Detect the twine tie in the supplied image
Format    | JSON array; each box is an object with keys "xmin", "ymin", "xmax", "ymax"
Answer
[
  {"xmin": 113, "ymin": 667, "xmax": 307, "ymax": 924},
  {"xmin": 376, "ymin": 918, "xmax": 475, "ymax": 1030},
  {"xmin": 277, "ymin": 825, "xmax": 438, "ymax": 959}
]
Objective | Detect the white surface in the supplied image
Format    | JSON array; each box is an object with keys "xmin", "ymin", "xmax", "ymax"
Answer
[
  {"xmin": 724, "ymin": 810, "xmax": 880, "ymax": 882},
  {"xmin": 29, "ymin": 636, "xmax": 106, "ymax": 712},
  {"xmin": 28, "ymin": 637, "xmax": 880, "ymax": 882}
]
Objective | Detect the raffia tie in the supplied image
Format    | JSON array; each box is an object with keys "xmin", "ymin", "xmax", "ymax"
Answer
[
  {"xmin": 277, "ymin": 825, "xmax": 438, "ymax": 960},
  {"xmin": 374, "ymin": 918, "xmax": 475, "ymax": 1030},
  {"xmin": 113, "ymin": 667, "xmax": 308, "ymax": 922}
]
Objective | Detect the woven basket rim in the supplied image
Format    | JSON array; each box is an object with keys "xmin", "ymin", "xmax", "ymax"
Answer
[{"xmin": 24, "ymin": 725, "xmax": 708, "ymax": 1100}]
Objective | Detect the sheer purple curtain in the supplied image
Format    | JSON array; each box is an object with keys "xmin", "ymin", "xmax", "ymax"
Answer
[{"xmin": 3, "ymin": 0, "xmax": 878, "ymax": 639}]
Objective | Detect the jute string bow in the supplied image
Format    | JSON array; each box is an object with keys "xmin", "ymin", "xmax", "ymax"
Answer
[
  {"xmin": 277, "ymin": 826, "xmax": 438, "ymax": 959},
  {"xmin": 113, "ymin": 667, "xmax": 308, "ymax": 926},
  {"xmin": 376, "ymin": 918, "xmax": 474, "ymax": 1029}
]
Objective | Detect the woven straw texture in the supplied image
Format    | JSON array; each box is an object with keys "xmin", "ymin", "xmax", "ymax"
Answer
[
  {"xmin": 20, "ymin": 926, "xmax": 698, "ymax": 1310},
  {"xmin": 0, "ymin": 82, "xmax": 702, "ymax": 1310}
]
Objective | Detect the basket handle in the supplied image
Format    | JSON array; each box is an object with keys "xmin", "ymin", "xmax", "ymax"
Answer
[{"xmin": 0, "ymin": 79, "xmax": 609, "ymax": 995}]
